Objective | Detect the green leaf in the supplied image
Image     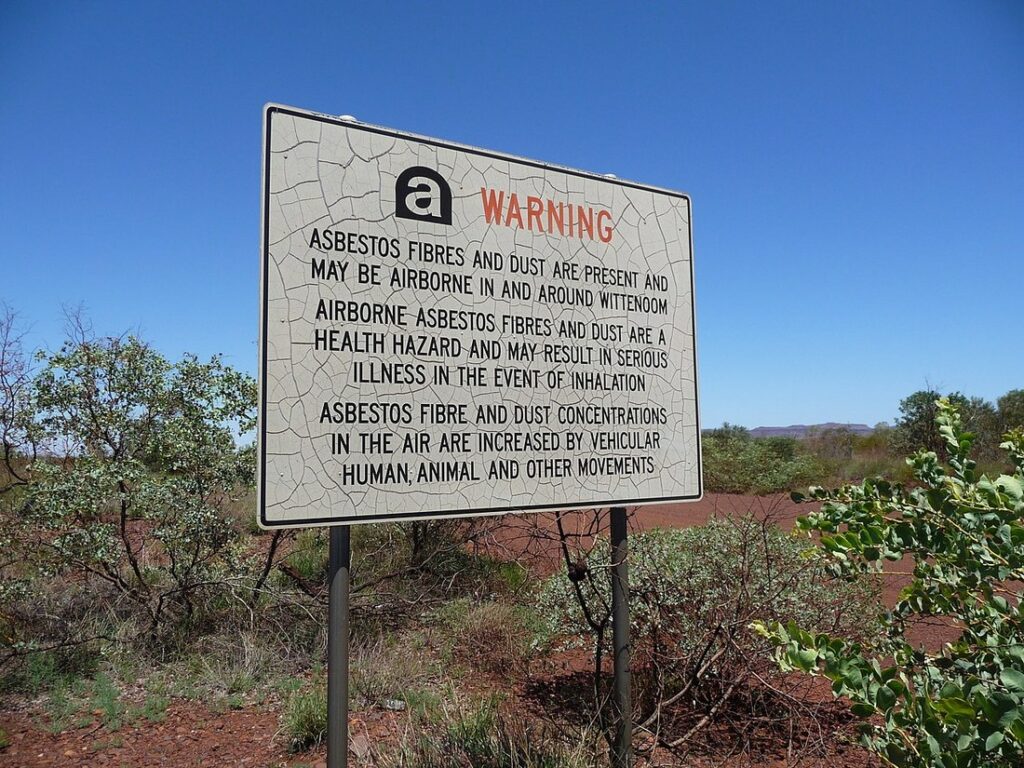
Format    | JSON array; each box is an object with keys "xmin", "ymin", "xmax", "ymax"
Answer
[
  {"xmin": 996, "ymin": 474, "xmax": 1023, "ymax": 499},
  {"xmin": 934, "ymin": 697, "xmax": 975, "ymax": 720},
  {"xmin": 734, "ymin": 396, "xmax": 1024, "ymax": 766},
  {"xmin": 791, "ymin": 647, "xmax": 819, "ymax": 672},
  {"xmin": 1009, "ymin": 717, "xmax": 1024, "ymax": 744},
  {"xmin": 985, "ymin": 730, "xmax": 1004, "ymax": 751},
  {"xmin": 875, "ymin": 684, "xmax": 897, "ymax": 711},
  {"xmin": 850, "ymin": 702, "xmax": 875, "ymax": 718},
  {"xmin": 885, "ymin": 678, "xmax": 907, "ymax": 697},
  {"xmin": 1000, "ymin": 668, "xmax": 1024, "ymax": 693}
]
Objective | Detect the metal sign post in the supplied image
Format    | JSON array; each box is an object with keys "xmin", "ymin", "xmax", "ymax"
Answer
[
  {"xmin": 610, "ymin": 506, "xmax": 631, "ymax": 767},
  {"xmin": 327, "ymin": 525, "xmax": 351, "ymax": 768}
]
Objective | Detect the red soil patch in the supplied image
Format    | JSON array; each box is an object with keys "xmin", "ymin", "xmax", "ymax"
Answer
[
  {"xmin": 0, "ymin": 703, "xmax": 406, "ymax": 768},
  {"xmin": 0, "ymin": 702, "xmax": 289, "ymax": 768}
]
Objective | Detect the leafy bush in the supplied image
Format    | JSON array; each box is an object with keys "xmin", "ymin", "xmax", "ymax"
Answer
[
  {"xmin": 24, "ymin": 335, "xmax": 254, "ymax": 629},
  {"xmin": 538, "ymin": 517, "xmax": 876, "ymax": 655},
  {"xmin": 0, "ymin": 330, "xmax": 274, "ymax": 661},
  {"xmin": 702, "ymin": 427, "xmax": 827, "ymax": 494},
  {"xmin": 537, "ymin": 516, "xmax": 879, "ymax": 750},
  {"xmin": 755, "ymin": 399, "xmax": 1024, "ymax": 767},
  {"xmin": 998, "ymin": 390, "xmax": 1024, "ymax": 434}
]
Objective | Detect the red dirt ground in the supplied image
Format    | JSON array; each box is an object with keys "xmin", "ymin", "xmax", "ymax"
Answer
[
  {"xmin": 0, "ymin": 702, "xmax": 295, "ymax": 768},
  {"xmin": 0, "ymin": 493, "xmax": 940, "ymax": 767}
]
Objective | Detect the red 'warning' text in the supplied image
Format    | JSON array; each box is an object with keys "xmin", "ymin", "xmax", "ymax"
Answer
[{"xmin": 480, "ymin": 188, "xmax": 613, "ymax": 244}]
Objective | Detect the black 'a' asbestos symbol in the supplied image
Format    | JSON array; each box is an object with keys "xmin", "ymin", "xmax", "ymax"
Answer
[{"xmin": 395, "ymin": 166, "xmax": 453, "ymax": 225}]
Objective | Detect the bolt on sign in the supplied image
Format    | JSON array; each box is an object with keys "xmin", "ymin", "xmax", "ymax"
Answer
[{"xmin": 259, "ymin": 104, "xmax": 701, "ymax": 528}]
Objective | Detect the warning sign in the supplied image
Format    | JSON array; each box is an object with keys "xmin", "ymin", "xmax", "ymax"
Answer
[{"xmin": 259, "ymin": 104, "xmax": 701, "ymax": 528}]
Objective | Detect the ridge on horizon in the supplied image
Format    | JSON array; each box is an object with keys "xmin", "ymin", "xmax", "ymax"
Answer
[{"xmin": 705, "ymin": 422, "xmax": 879, "ymax": 439}]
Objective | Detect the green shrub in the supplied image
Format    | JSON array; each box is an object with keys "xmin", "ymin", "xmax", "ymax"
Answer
[
  {"xmin": 13, "ymin": 334, "xmax": 260, "ymax": 648},
  {"xmin": 702, "ymin": 428, "xmax": 827, "ymax": 494},
  {"xmin": 756, "ymin": 399, "xmax": 1024, "ymax": 767},
  {"xmin": 538, "ymin": 517, "xmax": 877, "ymax": 657},
  {"xmin": 537, "ymin": 515, "xmax": 879, "ymax": 743}
]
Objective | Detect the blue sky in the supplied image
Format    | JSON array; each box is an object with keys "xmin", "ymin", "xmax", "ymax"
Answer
[{"xmin": 2, "ymin": 1, "xmax": 1021, "ymax": 428}]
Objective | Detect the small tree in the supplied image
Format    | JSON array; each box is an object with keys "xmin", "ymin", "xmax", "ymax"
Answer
[
  {"xmin": 806, "ymin": 426, "xmax": 857, "ymax": 462},
  {"xmin": 961, "ymin": 396, "xmax": 1001, "ymax": 462},
  {"xmin": 998, "ymin": 390, "xmax": 1024, "ymax": 434},
  {"xmin": 755, "ymin": 399, "xmax": 1024, "ymax": 767},
  {"xmin": 24, "ymin": 332, "xmax": 259, "ymax": 639},
  {"xmin": 892, "ymin": 390, "xmax": 1000, "ymax": 462},
  {"xmin": 891, "ymin": 390, "xmax": 953, "ymax": 458},
  {"xmin": 0, "ymin": 307, "xmax": 37, "ymax": 656}
]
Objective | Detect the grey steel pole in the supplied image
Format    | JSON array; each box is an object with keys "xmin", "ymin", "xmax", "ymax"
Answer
[
  {"xmin": 610, "ymin": 506, "xmax": 632, "ymax": 767},
  {"xmin": 328, "ymin": 525, "xmax": 351, "ymax": 768}
]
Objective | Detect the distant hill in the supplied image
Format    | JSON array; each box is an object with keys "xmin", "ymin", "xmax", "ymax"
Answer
[{"xmin": 747, "ymin": 423, "xmax": 875, "ymax": 439}]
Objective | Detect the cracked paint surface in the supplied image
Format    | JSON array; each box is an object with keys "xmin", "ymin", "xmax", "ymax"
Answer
[{"xmin": 259, "ymin": 105, "xmax": 700, "ymax": 528}]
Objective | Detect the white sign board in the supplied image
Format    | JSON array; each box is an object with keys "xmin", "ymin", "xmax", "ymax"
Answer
[{"xmin": 259, "ymin": 104, "xmax": 701, "ymax": 528}]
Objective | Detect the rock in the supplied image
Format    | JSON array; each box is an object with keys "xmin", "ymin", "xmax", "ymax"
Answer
[{"xmin": 382, "ymin": 699, "xmax": 406, "ymax": 712}]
